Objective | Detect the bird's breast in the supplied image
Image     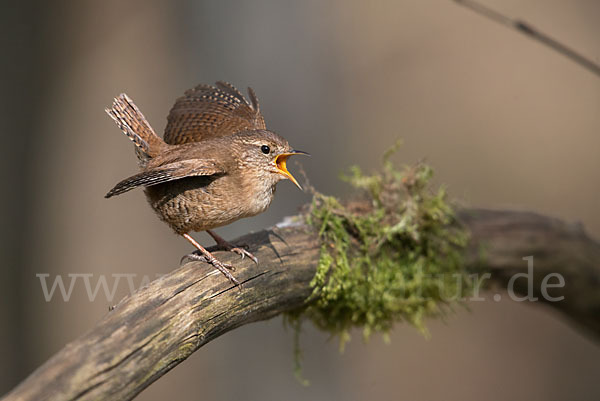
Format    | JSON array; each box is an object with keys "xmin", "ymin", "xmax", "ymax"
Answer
[
  {"xmin": 144, "ymin": 173, "xmax": 277, "ymax": 234},
  {"xmin": 244, "ymin": 181, "xmax": 276, "ymax": 216}
]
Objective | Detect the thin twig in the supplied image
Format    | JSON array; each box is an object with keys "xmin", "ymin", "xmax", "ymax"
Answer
[{"xmin": 454, "ymin": 0, "xmax": 600, "ymax": 77}]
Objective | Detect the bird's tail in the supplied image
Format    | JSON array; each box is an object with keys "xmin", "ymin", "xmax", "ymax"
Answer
[{"xmin": 106, "ymin": 94, "xmax": 167, "ymax": 165}]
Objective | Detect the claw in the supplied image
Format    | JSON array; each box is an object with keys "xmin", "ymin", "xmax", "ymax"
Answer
[
  {"xmin": 181, "ymin": 251, "xmax": 236, "ymax": 271},
  {"xmin": 180, "ymin": 251, "xmax": 207, "ymax": 265},
  {"xmin": 230, "ymin": 247, "xmax": 259, "ymax": 264},
  {"xmin": 181, "ymin": 233, "xmax": 242, "ymax": 289},
  {"xmin": 210, "ymin": 259, "xmax": 241, "ymax": 288},
  {"xmin": 206, "ymin": 230, "xmax": 259, "ymax": 265},
  {"xmin": 233, "ymin": 247, "xmax": 258, "ymax": 264}
]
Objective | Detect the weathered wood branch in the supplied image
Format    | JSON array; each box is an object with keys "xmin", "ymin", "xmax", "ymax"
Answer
[{"xmin": 3, "ymin": 209, "xmax": 599, "ymax": 401}]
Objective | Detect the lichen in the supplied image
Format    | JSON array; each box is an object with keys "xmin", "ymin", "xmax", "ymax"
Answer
[{"xmin": 284, "ymin": 142, "xmax": 472, "ymax": 380}]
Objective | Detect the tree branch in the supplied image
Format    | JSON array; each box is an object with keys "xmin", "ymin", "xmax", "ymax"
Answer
[
  {"xmin": 3, "ymin": 209, "xmax": 599, "ymax": 401},
  {"xmin": 453, "ymin": 0, "xmax": 600, "ymax": 77}
]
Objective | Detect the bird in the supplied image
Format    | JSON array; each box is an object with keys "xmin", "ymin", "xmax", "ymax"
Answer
[{"xmin": 105, "ymin": 81, "xmax": 308, "ymax": 287}]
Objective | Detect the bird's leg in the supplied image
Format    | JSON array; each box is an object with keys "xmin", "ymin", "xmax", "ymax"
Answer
[
  {"xmin": 206, "ymin": 230, "xmax": 259, "ymax": 265},
  {"xmin": 181, "ymin": 233, "xmax": 241, "ymax": 287}
]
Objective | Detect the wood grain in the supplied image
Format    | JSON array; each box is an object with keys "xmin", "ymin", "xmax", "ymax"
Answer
[{"xmin": 3, "ymin": 209, "xmax": 599, "ymax": 401}]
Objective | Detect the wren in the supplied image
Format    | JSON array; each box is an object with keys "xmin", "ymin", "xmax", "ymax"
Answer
[{"xmin": 105, "ymin": 82, "xmax": 308, "ymax": 286}]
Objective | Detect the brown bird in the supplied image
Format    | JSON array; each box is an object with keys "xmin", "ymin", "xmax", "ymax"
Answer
[{"xmin": 105, "ymin": 82, "xmax": 308, "ymax": 286}]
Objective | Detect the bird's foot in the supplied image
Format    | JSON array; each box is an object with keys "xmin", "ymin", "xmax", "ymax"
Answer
[
  {"xmin": 180, "ymin": 233, "xmax": 242, "ymax": 288},
  {"xmin": 181, "ymin": 251, "xmax": 241, "ymax": 287},
  {"xmin": 228, "ymin": 246, "xmax": 258, "ymax": 264},
  {"xmin": 206, "ymin": 230, "xmax": 259, "ymax": 264}
]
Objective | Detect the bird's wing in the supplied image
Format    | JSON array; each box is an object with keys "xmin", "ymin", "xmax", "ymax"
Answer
[
  {"xmin": 163, "ymin": 81, "xmax": 266, "ymax": 145},
  {"xmin": 105, "ymin": 159, "xmax": 225, "ymax": 198}
]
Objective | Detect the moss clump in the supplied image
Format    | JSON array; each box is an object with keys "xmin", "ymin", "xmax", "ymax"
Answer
[{"xmin": 286, "ymin": 143, "xmax": 471, "ymax": 378}]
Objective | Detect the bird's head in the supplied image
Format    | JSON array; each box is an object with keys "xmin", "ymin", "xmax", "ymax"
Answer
[{"xmin": 234, "ymin": 130, "xmax": 309, "ymax": 189}]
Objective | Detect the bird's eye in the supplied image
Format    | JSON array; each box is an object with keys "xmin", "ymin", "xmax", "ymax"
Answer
[{"xmin": 261, "ymin": 145, "xmax": 270, "ymax": 154}]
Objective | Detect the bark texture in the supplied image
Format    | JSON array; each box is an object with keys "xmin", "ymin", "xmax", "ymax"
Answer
[{"xmin": 3, "ymin": 209, "xmax": 599, "ymax": 401}]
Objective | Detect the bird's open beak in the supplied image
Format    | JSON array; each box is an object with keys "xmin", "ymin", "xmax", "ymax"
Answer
[{"xmin": 274, "ymin": 150, "xmax": 310, "ymax": 190}]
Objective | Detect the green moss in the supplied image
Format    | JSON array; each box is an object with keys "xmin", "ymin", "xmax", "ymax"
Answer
[{"xmin": 285, "ymin": 142, "xmax": 471, "ymax": 378}]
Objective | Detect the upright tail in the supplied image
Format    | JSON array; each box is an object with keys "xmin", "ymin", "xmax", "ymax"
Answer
[{"xmin": 106, "ymin": 94, "xmax": 167, "ymax": 165}]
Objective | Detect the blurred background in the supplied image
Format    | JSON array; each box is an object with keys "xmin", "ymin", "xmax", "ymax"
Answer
[{"xmin": 1, "ymin": 0, "xmax": 599, "ymax": 400}]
